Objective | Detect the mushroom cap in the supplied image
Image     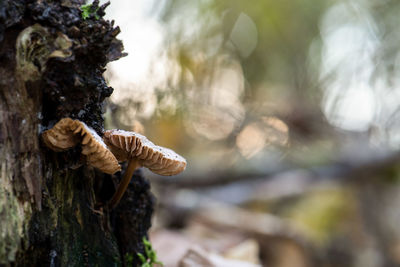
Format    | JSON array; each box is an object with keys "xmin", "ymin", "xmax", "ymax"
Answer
[
  {"xmin": 42, "ymin": 118, "xmax": 121, "ymax": 174},
  {"xmin": 103, "ymin": 129, "xmax": 187, "ymax": 176},
  {"xmin": 42, "ymin": 118, "xmax": 80, "ymax": 151}
]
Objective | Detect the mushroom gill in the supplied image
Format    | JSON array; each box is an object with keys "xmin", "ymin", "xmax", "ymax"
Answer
[
  {"xmin": 42, "ymin": 118, "xmax": 121, "ymax": 174},
  {"xmin": 103, "ymin": 129, "xmax": 187, "ymax": 209}
]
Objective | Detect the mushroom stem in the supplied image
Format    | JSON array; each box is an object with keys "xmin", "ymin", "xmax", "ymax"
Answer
[{"xmin": 108, "ymin": 159, "xmax": 140, "ymax": 209}]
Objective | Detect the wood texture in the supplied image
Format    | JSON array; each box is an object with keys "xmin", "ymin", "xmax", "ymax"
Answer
[{"xmin": 0, "ymin": 1, "xmax": 153, "ymax": 266}]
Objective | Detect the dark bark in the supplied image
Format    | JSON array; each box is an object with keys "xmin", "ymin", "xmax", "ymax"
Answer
[
  {"xmin": 113, "ymin": 169, "xmax": 155, "ymax": 261},
  {"xmin": 0, "ymin": 1, "xmax": 153, "ymax": 266}
]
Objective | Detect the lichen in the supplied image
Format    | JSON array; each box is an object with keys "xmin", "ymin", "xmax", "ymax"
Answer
[
  {"xmin": 15, "ymin": 24, "xmax": 73, "ymax": 82},
  {"xmin": 0, "ymin": 162, "xmax": 32, "ymax": 264}
]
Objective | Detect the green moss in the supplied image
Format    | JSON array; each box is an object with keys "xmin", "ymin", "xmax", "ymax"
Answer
[
  {"xmin": 136, "ymin": 237, "xmax": 163, "ymax": 267},
  {"xmin": 81, "ymin": 3, "xmax": 100, "ymax": 20}
]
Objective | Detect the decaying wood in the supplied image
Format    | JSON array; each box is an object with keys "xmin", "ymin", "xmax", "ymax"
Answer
[{"xmin": 0, "ymin": 0, "xmax": 153, "ymax": 266}]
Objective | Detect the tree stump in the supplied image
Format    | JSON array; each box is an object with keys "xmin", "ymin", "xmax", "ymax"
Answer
[{"xmin": 0, "ymin": 1, "xmax": 154, "ymax": 266}]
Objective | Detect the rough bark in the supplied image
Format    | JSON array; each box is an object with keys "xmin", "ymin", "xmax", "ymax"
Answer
[{"xmin": 0, "ymin": 1, "xmax": 154, "ymax": 266}]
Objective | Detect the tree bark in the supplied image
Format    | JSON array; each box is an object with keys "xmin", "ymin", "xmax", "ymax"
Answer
[{"xmin": 0, "ymin": 1, "xmax": 154, "ymax": 266}]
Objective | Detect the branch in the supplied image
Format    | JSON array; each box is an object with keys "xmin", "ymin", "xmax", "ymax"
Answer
[{"xmin": 149, "ymin": 149, "xmax": 400, "ymax": 189}]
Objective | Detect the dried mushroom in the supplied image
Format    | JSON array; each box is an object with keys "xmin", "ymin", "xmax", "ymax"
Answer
[
  {"xmin": 104, "ymin": 129, "xmax": 187, "ymax": 209},
  {"xmin": 42, "ymin": 118, "xmax": 121, "ymax": 174}
]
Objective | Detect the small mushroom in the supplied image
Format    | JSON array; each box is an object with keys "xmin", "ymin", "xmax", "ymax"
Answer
[
  {"xmin": 42, "ymin": 118, "xmax": 121, "ymax": 174},
  {"xmin": 103, "ymin": 129, "xmax": 187, "ymax": 209}
]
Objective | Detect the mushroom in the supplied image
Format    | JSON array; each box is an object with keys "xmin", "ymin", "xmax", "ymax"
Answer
[
  {"xmin": 103, "ymin": 129, "xmax": 187, "ymax": 209},
  {"xmin": 42, "ymin": 118, "xmax": 121, "ymax": 174}
]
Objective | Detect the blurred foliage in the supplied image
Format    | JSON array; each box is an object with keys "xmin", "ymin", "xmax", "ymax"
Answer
[
  {"xmin": 158, "ymin": 0, "xmax": 331, "ymax": 133},
  {"xmin": 282, "ymin": 189, "xmax": 353, "ymax": 244},
  {"xmin": 105, "ymin": 0, "xmax": 400, "ymax": 163},
  {"xmin": 105, "ymin": 0, "xmax": 340, "ymax": 173},
  {"xmin": 104, "ymin": 0, "xmax": 400, "ymax": 266}
]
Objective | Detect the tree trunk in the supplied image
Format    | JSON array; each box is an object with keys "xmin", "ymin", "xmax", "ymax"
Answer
[{"xmin": 0, "ymin": 1, "xmax": 154, "ymax": 266}]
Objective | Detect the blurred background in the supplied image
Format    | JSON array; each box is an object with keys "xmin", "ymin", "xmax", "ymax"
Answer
[{"xmin": 101, "ymin": 0, "xmax": 400, "ymax": 266}]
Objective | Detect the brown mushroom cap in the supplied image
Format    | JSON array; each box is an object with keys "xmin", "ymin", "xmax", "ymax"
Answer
[
  {"xmin": 103, "ymin": 129, "xmax": 187, "ymax": 176},
  {"xmin": 42, "ymin": 118, "xmax": 121, "ymax": 174},
  {"xmin": 41, "ymin": 118, "xmax": 80, "ymax": 151}
]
